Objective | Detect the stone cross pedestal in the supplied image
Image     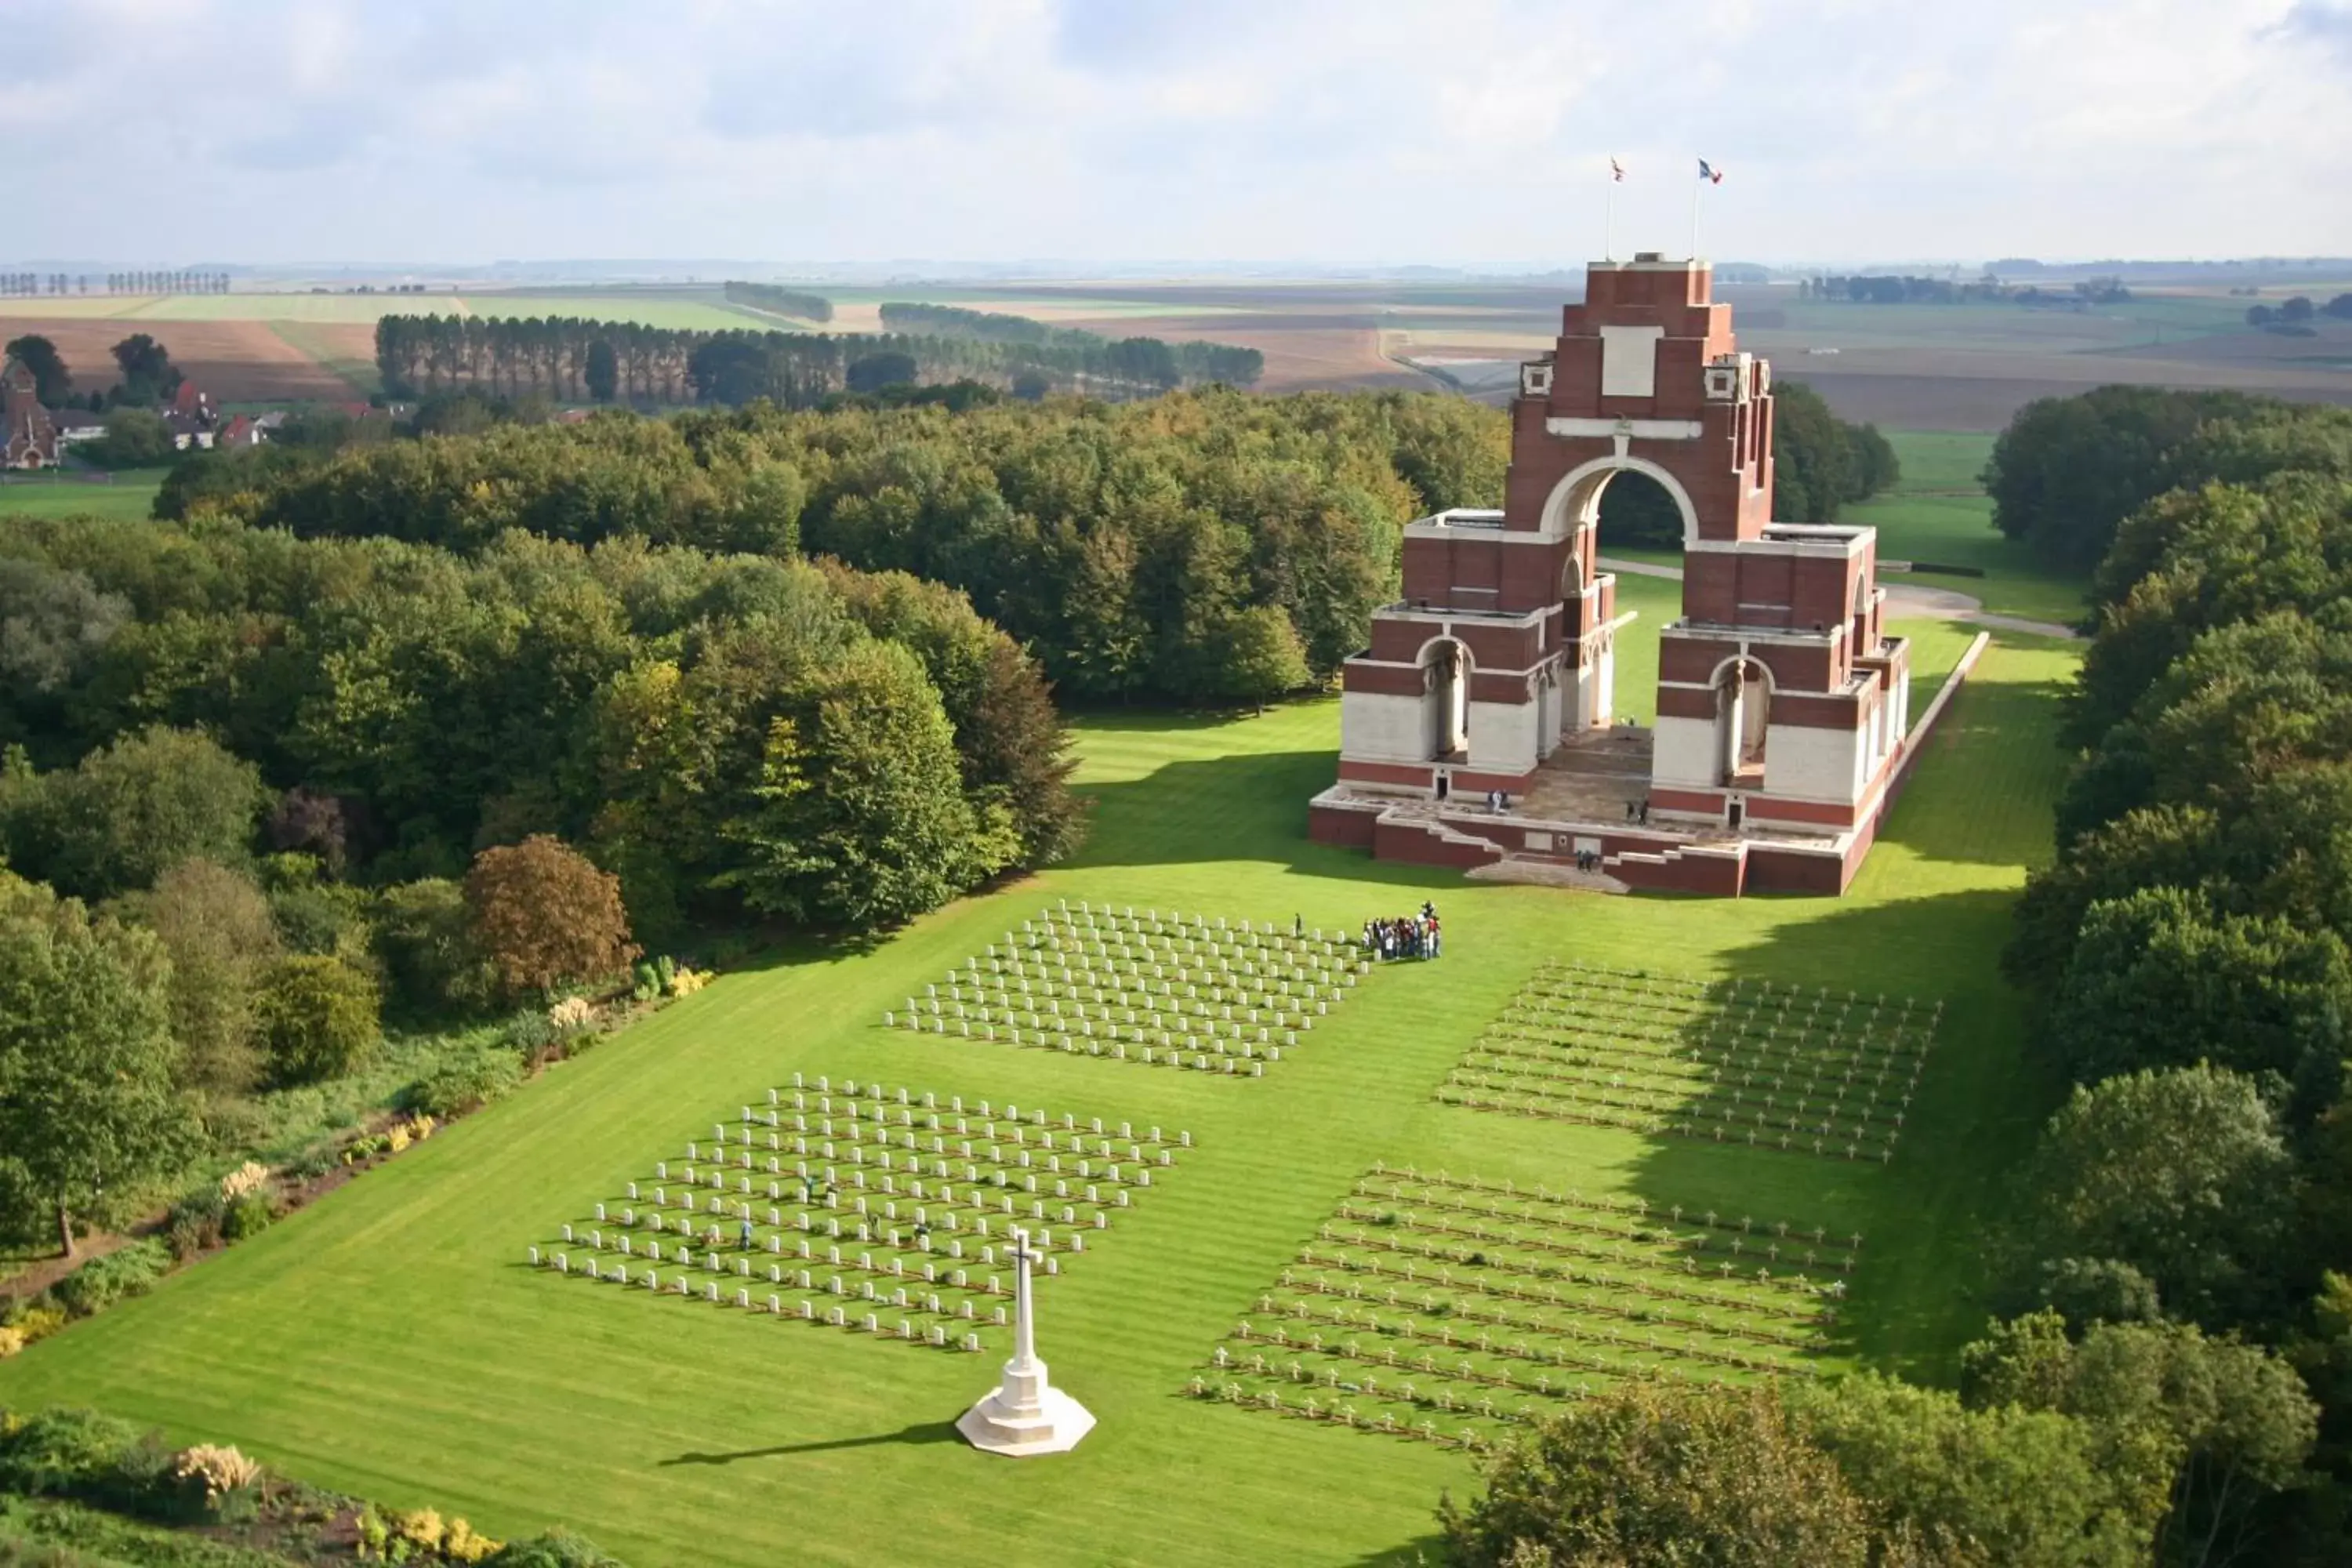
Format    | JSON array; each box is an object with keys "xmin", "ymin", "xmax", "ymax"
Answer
[{"xmin": 956, "ymin": 1225, "xmax": 1094, "ymax": 1457}]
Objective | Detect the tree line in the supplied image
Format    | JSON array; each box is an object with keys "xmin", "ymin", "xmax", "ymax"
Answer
[
  {"xmin": 1798, "ymin": 273, "xmax": 2131, "ymax": 306},
  {"xmin": 0, "ymin": 273, "xmax": 235, "ymax": 296},
  {"xmin": 2248, "ymin": 295, "xmax": 2352, "ymax": 330},
  {"xmin": 0, "ymin": 515, "xmax": 1078, "ymax": 935},
  {"xmin": 154, "ymin": 387, "xmax": 1509, "ymax": 706},
  {"xmin": 1984, "ymin": 384, "xmax": 2352, "ymax": 573},
  {"xmin": 877, "ymin": 301, "xmax": 1265, "ymax": 387},
  {"xmin": 720, "ymin": 281, "xmax": 834, "ymax": 322},
  {"xmin": 372, "ymin": 314, "xmax": 1263, "ymax": 410},
  {"xmin": 1977, "ymin": 387, "xmax": 2352, "ymax": 1562}
]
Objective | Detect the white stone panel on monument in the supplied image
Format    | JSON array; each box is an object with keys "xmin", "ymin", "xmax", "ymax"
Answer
[
  {"xmin": 1650, "ymin": 715, "xmax": 1719, "ymax": 789},
  {"xmin": 1468, "ymin": 700, "xmax": 1540, "ymax": 777},
  {"xmin": 1760, "ymin": 722, "xmax": 1865, "ymax": 803},
  {"xmin": 1599, "ymin": 325, "xmax": 1667, "ymax": 397},
  {"xmin": 1340, "ymin": 688, "xmax": 1428, "ymax": 764}
]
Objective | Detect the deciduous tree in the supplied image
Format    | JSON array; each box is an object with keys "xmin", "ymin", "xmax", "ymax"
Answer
[
  {"xmin": 0, "ymin": 871, "xmax": 195, "ymax": 1256},
  {"xmin": 254, "ymin": 953, "xmax": 380, "ymax": 1085},
  {"xmin": 717, "ymin": 642, "xmax": 1014, "ymax": 928},
  {"xmin": 1791, "ymin": 1372, "xmax": 2168, "ymax": 1567},
  {"xmin": 130, "ymin": 857, "xmax": 281, "ymax": 1098},
  {"xmin": 1439, "ymin": 1381, "xmax": 1873, "ymax": 1566},
  {"xmin": 463, "ymin": 834, "xmax": 637, "ymax": 997},
  {"xmin": 0, "ymin": 725, "xmax": 263, "ymax": 900},
  {"xmin": 2013, "ymin": 1066, "xmax": 2296, "ymax": 1330},
  {"xmin": 1965, "ymin": 1312, "xmax": 2318, "ymax": 1568}
]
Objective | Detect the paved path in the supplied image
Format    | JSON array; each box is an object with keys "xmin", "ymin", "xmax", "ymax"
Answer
[{"xmin": 1595, "ymin": 555, "xmax": 2080, "ymax": 641}]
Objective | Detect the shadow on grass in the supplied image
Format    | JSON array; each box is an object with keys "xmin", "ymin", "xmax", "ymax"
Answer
[
  {"xmin": 1067, "ymin": 748, "xmax": 1464, "ymax": 899},
  {"xmin": 1872, "ymin": 669, "xmax": 2073, "ymax": 873},
  {"xmin": 1348, "ymin": 1531, "xmax": 1450, "ymax": 1566},
  {"xmin": 659, "ymin": 1418, "xmax": 963, "ymax": 1465},
  {"xmin": 1620, "ymin": 888, "xmax": 2066, "ymax": 1387}
]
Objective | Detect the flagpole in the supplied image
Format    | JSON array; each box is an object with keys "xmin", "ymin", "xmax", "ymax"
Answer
[
  {"xmin": 1690, "ymin": 167, "xmax": 1702, "ymax": 261},
  {"xmin": 1605, "ymin": 168, "xmax": 1617, "ymax": 263}
]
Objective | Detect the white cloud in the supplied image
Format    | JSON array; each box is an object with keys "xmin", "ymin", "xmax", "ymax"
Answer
[{"xmin": 5, "ymin": 0, "xmax": 2346, "ymax": 265}]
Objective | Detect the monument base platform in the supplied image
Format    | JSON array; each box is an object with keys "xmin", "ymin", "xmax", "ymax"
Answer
[
  {"xmin": 957, "ymin": 1370, "xmax": 1096, "ymax": 1457},
  {"xmin": 1309, "ymin": 635, "xmax": 1990, "ymax": 897}
]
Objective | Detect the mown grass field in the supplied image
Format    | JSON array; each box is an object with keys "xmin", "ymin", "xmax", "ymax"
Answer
[
  {"xmin": 1849, "ymin": 432, "xmax": 2091, "ymax": 628},
  {"xmin": 0, "ymin": 605, "xmax": 2075, "ymax": 1566},
  {"xmin": 0, "ymin": 473, "xmax": 167, "ymax": 522}
]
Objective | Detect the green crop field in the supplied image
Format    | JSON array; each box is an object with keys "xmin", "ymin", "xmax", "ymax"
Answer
[
  {"xmin": 267, "ymin": 321, "xmax": 382, "ymax": 396},
  {"xmin": 0, "ymin": 473, "xmax": 166, "ymax": 522},
  {"xmin": 0, "ymin": 609, "xmax": 2074, "ymax": 1566}
]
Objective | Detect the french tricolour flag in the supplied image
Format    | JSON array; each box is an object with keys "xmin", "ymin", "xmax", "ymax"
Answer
[{"xmin": 1698, "ymin": 158, "xmax": 1724, "ymax": 184}]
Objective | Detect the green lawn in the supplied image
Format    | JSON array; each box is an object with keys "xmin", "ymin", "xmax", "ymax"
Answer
[
  {"xmin": 0, "ymin": 472, "xmax": 166, "ymax": 522},
  {"xmin": 1882, "ymin": 431, "xmax": 1994, "ymax": 495},
  {"xmin": 0, "ymin": 626, "xmax": 2074, "ymax": 1566},
  {"xmin": 1854, "ymin": 432, "xmax": 2089, "ymax": 629}
]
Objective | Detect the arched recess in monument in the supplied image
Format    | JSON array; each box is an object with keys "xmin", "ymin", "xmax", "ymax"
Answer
[
  {"xmin": 1711, "ymin": 657, "xmax": 1771, "ymax": 786},
  {"xmin": 1417, "ymin": 636, "xmax": 1472, "ymax": 762},
  {"xmin": 1538, "ymin": 455, "xmax": 1701, "ymax": 550}
]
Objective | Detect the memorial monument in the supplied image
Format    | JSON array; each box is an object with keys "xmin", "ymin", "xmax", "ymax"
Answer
[
  {"xmin": 1309, "ymin": 252, "xmax": 1918, "ymax": 895},
  {"xmin": 956, "ymin": 1227, "xmax": 1095, "ymax": 1457}
]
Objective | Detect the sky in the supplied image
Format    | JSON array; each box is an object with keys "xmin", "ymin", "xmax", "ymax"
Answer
[{"xmin": 5, "ymin": 0, "xmax": 2350, "ymax": 270}]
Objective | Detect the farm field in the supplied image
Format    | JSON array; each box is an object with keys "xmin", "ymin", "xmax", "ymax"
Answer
[
  {"xmin": 0, "ymin": 615, "xmax": 2076, "ymax": 1566},
  {"xmin": 9, "ymin": 278, "xmax": 2347, "ymax": 419}
]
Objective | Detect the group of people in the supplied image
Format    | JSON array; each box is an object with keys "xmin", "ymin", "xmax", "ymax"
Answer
[{"xmin": 1365, "ymin": 902, "xmax": 1443, "ymax": 961}]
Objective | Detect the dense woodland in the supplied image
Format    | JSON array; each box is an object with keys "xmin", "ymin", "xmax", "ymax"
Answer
[
  {"xmin": 156, "ymin": 387, "xmax": 1508, "ymax": 704},
  {"xmin": 372, "ymin": 312, "xmax": 1263, "ymax": 408},
  {"xmin": 1980, "ymin": 391, "xmax": 2352, "ymax": 1563}
]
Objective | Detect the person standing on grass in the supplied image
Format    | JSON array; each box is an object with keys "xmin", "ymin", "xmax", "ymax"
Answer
[{"xmin": 739, "ymin": 1216, "xmax": 754, "ymax": 1250}]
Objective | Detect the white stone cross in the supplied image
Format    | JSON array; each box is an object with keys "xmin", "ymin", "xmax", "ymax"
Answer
[{"xmin": 956, "ymin": 1225, "xmax": 1094, "ymax": 1457}]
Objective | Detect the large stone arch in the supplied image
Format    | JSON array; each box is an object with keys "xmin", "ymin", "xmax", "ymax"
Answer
[{"xmin": 1538, "ymin": 455, "xmax": 1702, "ymax": 550}]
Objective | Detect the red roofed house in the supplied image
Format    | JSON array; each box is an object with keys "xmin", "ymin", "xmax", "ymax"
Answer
[
  {"xmin": 2, "ymin": 355, "xmax": 61, "ymax": 470},
  {"xmin": 165, "ymin": 379, "xmax": 220, "ymax": 450}
]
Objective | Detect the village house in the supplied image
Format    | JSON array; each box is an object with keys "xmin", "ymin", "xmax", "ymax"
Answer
[{"xmin": 165, "ymin": 379, "xmax": 220, "ymax": 450}]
